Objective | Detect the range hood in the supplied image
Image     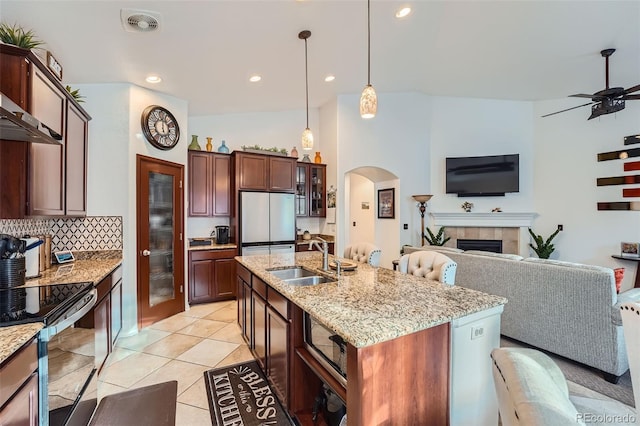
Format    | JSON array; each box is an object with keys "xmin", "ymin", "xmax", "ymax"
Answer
[{"xmin": 0, "ymin": 93, "xmax": 62, "ymax": 145}]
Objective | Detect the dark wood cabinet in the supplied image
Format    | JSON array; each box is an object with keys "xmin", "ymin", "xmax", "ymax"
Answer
[
  {"xmin": 0, "ymin": 338, "xmax": 38, "ymax": 426},
  {"xmin": 236, "ymin": 263, "xmax": 293, "ymax": 408},
  {"xmin": 94, "ymin": 289, "xmax": 111, "ymax": 373},
  {"xmin": 188, "ymin": 249, "xmax": 237, "ymax": 304},
  {"xmin": 0, "ymin": 44, "xmax": 90, "ymax": 219},
  {"xmin": 267, "ymin": 304, "xmax": 290, "ymax": 405},
  {"xmin": 28, "ymin": 139, "xmax": 65, "ymax": 216},
  {"xmin": 252, "ymin": 291, "xmax": 267, "ymax": 369},
  {"xmin": 188, "ymin": 151, "xmax": 230, "ymax": 217},
  {"xmin": 110, "ymin": 272, "xmax": 123, "ymax": 346},
  {"xmin": 76, "ymin": 266, "xmax": 122, "ymax": 374},
  {"xmin": 296, "ymin": 163, "xmax": 326, "ymax": 217},
  {"xmin": 234, "ymin": 152, "xmax": 296, "ymax": 192},
  {"xmin": 65, "ymin": 101, "xmax": 89, "ymax": 216}
]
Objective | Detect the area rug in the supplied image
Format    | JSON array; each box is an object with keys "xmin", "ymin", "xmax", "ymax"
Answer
[
  {"xmin": 501, "ymin": 337, "xmax": 635, "ymax": 407},
  {"xmin": 204, "ymin": 360, "xmax": 295, "ymax": 426}
]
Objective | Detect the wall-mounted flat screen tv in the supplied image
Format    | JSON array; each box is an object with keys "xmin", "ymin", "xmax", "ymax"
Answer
[{"xmin": 445, "ymin": 154, "xmax": 519, "ymax": 196}]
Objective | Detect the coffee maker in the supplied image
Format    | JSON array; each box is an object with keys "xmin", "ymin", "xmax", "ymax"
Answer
[{"xmin": 215, "ymin": 226, "xmax": 230, "ymax": 244}]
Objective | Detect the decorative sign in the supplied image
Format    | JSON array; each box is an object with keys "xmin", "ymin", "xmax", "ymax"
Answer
[
  {"xmin": 204, "ymin": 361, "xmax": 294, "ymax": 426},
  {"xmin": 46, "ymin": 51, "xmax": 63, "ymax": 81}
]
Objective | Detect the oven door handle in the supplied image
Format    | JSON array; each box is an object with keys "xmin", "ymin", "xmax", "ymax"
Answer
[{"xmin": 41, "ymin": 289, "xmax": 97, "ymax": 341}]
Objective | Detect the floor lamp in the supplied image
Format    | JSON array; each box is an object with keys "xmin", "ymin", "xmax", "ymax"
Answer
[{"xmin": 412, "ymin": 195, "xmax": 433, "ymax": 246}]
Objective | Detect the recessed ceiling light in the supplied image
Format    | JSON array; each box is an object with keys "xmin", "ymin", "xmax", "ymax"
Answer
[
  {"xmin": 145, "ymin": 75, "xmax": 162, "ymax": 83},
  {"xmin": 249, "ymin": 75, "xmax": 262, "ymax": 82},
  {"xmin": 324, "ymin": 75, "xmax": 335, "ymax": 82},
  {"xmin": 395, "ymin": 7, "xmax": 411, "ymax": 18}
]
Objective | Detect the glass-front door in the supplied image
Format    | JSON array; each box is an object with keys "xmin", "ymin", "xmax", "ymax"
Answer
[{"xmin": 136, "ymin": 155, "xmax": 184, "ymax": 328}]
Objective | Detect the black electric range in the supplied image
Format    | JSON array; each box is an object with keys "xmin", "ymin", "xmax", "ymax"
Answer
[{"xmin": 0, "ymin": 281, "xmax": 94, "ymax": 327}]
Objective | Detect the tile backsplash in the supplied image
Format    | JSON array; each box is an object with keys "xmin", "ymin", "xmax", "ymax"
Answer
[{"xmin": 0, "ymin": 216, "xmax": 123, "ymax": 252}]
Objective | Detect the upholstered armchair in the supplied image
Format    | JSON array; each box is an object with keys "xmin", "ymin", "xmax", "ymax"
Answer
[
  {"xmin": 343, "ymin": 242, "xmax": 382, "ymax": 267},
  {"xmin": 398, "ymin": 250, "xmax": 457, "ymax": 285},
  {"xmin": 620, "ymin": 302, "xmax": 640, "ymax": 412},
  {"xmin": 490, "ymin": 347, "xmax": 637, "ymax": 426}
]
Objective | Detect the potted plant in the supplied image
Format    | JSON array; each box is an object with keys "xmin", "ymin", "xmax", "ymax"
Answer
[
  {"xmin": 0, "ymin": 22, "xmax": 44, "ymax": 50},
  {"xmin": 528, "ymin": 228, "xmax": 561, "ymax": 259},
  {"xmin": 65, "ymin": 85, "xmax": 85, "ymax": 103},
  {"xmin": 425, "ymin": 226, "xmax": 451, "ymax": 246}
]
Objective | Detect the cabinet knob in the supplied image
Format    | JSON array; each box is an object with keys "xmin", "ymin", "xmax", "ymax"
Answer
[{"xmin": 142, "ymin": 249, "xmax": 151, "ymax": 256}]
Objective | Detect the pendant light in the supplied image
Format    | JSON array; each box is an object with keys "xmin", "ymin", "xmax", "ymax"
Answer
[
  {"xmin": 299, "ymin": 30, "xmax": 314, "ymax": 150},
  {"xmin": 360, "ymin": 0, "xmax": 377, "ymax": 119}
]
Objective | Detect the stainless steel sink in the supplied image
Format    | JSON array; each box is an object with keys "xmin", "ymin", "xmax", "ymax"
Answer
[
  {"xmin": 267, "ymin": 267, "xmax": 334, "ymax": 286},
  {"xmin": 267, "ymin": 267, "xmax": 318, "ymax": 280},
  {"xmin": 283, "ymin": 275, "xmax": 334, "ymax": 286}
]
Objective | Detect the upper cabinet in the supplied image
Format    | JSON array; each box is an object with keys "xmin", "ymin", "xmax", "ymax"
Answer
[
  {"xmin": 296, "ymin": 163, "xmax": 326, "ymax": 217},
  {"xmin": 233, "ymin": 152, "xmax": 296, "ymax": 192},
  {"xmin": 188, "ymin": 151, "xmax": 230, "ymax": 217},
  {"xmin": 0, "ymin": 44, "xmax": 91, "ymax": 218}
]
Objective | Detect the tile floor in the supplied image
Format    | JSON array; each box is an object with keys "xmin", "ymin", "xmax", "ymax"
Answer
[{"xmin": 97, "ymin": 300, "xmax": 253, "ymax": 425}]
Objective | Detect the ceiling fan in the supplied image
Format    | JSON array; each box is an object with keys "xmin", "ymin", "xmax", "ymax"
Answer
[{"xmin": 542, "ymin": 48, "xmax": 640, "ymax": 120}]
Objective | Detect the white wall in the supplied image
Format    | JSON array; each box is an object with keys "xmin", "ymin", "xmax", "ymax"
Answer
[
  {"xmin": 533, "ymin": 99, "xmax": 640, "ymax": 290},
  {"xmin": 189, "ymin": 109, "xmax": 321, "ymax": 157},
  {"xmin": 79, "ymin": 83, "xmax": 188, "ymax": 336},
  {"xmin": 427, "ymin": 96, "xmax": 535, "ymax": 215},
  {"xmin": 335, "ymin": 92, "xmax": 431, "ymax": 265},
  {"xmin": 348, "ymin": 174, "xmax": 375, "ymax": 244}
]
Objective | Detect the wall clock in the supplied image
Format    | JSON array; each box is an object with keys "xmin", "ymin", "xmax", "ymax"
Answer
[{"xmin": 141, "ymin": 105, "xmax": 180, "ymax": 150}]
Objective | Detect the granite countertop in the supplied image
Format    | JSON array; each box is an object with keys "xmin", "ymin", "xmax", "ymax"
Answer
[
  {"xmin": 188, "ymin": 241, "xmax": 237, "ymax": 251},
  {"xmin": 22, "ymin": 254, "xmax": 122, "ymax": 288},
  {"xmin": 0, "ymin": 323, "xmax": 43, "ymax": 364},
  {"xmin": 1, "ymin": 251, "xmax": 122, "ymax": 364},
  {"xmin": 295, "ymin": 234, "xmax": 334, "ymax": 245},
  {"xmin": 235, "ymin": 251, "xmax": 507, "ymax": 348}
]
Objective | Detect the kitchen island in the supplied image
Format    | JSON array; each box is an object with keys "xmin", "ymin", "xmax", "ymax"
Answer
[{"xmin": 236, "ymin": 251, "xmax": 507, "ymax": 425}]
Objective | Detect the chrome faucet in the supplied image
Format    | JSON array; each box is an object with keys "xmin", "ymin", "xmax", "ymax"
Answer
[{"xmin": 308, "ymin": 237, "xmax": 329, "ymax": 271}]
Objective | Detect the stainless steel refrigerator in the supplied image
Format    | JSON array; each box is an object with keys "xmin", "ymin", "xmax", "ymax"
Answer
[{"xmin": 240, "ymin": 191, "xmax": 296, "ymax": 256}]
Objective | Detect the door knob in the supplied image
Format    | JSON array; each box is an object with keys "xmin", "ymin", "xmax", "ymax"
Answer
[{"xmin": 142, "ymin": 249, "xmax": 151, "ymax": 256}]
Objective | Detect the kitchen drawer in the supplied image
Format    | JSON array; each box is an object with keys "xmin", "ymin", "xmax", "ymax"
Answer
[
  {"xmin": 111, "ymin": 265, "xmax": 122, "ymax": 285},
  {"xmin": 95, "ymin": 274, "xmax": 112, "ymax": 301},
  {"xmin": 0, "ymin": 338, "xmax": 37, "ymax": 409},
  {"xmin": 191, "ymin": 249, "xmax": 236, "ymax": 261},
  {"xmin": 253, "ymin": 276, "xmax": 267, "ymax": 299},
  {"xmin": 237, "ymin": 263, "xmax": 251, "ymax": 285},
  {"xmin": 268, "ymin": 288, "xmax": 290, "ymax": 320}
]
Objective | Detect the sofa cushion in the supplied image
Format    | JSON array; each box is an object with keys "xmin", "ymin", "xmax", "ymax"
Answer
[{"xmin": 464, "ymin": 250, "xmax": 524, "ymax": 261}]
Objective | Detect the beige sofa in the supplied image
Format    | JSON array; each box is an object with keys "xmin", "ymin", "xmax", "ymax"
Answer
[{"xmin": 404, "ymin": 246, "xmax": 640, "ymax": 382}]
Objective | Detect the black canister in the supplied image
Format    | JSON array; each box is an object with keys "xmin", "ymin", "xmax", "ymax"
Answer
[
  {"xmin": 215, "ymin": 226, "xmax": 230, "ymax": 244},
  {"xmin": 0, "ymin": 257, "xmax": 26, "ymax": 289}
]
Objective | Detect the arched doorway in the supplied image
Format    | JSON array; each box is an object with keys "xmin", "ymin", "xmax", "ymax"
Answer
[{"xmin": 344, "ymin": 167, "xmax": 399, "ymax": 268}]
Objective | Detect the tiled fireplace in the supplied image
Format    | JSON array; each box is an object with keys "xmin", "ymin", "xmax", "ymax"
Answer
[{"xmin": 430, "ymin": 212, "xmax": 536, "ymax": 256}]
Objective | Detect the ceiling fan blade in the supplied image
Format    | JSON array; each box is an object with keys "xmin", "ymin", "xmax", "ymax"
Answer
[
  {"xmin": 541, "ymin": 102, "xmax": 594, "ymax": 118},
  {"xmin": 622, "ymin": 94, "xmax": 640, "ymax": 100},
  {"xmin": 623, "ymin": 84, "xmax": 640, "ymax": 94},
  {"xmin": 569, "ymin": 94, "xmax": 596, "ymax": 99}
]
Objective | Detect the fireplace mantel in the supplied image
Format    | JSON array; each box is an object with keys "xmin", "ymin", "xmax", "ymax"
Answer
[{"xmin": 430, "ymin": 212, "xmax": 537, "ymax": 228}]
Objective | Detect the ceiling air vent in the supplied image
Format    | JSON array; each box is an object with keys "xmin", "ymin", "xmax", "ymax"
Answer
[{"xmin": 120, "ymin": 9, "xmax": 161, "ymax": 33}]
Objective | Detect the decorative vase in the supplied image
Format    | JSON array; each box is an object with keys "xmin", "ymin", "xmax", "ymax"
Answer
[
  {"xmin": 291, "ymin": 146, "xmax": 299, "ymax": 158},
  {"xmin": 206, "ymin": 137, "xmax": 213, "ymax": 152},
  {"xmin": 218, "ymin": 140, "xmax": 229, "ymax": 153},
  {"xmin": 314, "ymin": 152, "xmax": 322, "ymax": 164},
  {"xmin": 302, "ymin": 153, "xmax": 311, "ymax": 163},
  {"xmin": 188, "ymin": 135, "xmax": 201, "ymax": 150}
]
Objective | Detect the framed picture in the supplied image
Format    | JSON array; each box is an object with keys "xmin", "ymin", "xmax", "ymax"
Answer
[
  {"xmin": 377, "ymin": 188, "xmax": 395, "ymax": 219},
  {"xmin": 621, "ymin": 242, "xmax": 640, "ymax": 258}
]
